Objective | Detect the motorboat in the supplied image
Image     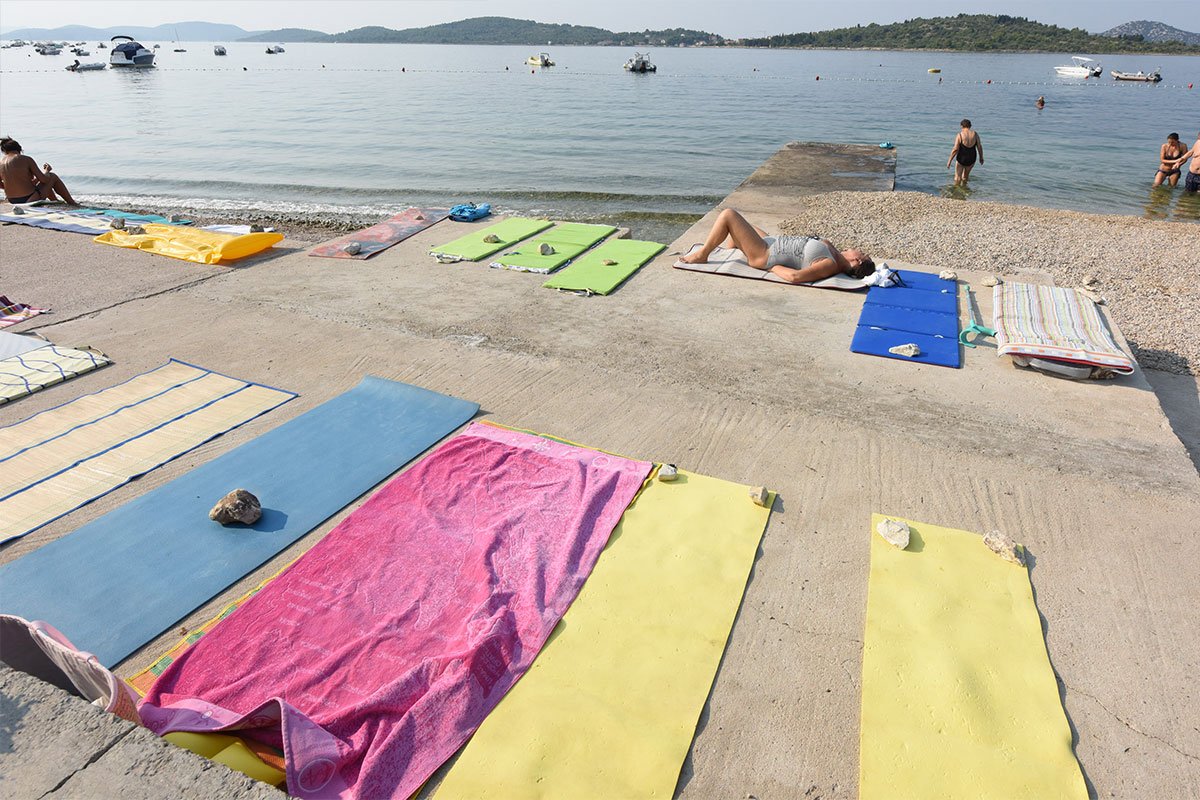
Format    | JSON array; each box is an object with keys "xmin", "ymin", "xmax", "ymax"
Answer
[
  {"xmin": 173, "ymin": 47, "xmax": 187, "ymax": 52},
  {"xmin": 265, "ymin": 44, "xmax": 285, "ymax": 54},
  {"xmin": 66, "ymin": 60, "xmax": 106, "ymax": 71},
  {"xmin": 1054, "ymin": 56, "xmax": 1102, "ymax": 78},
  {"xmin": 1112, "ymin": 68, "xmax": 1162, "ymax": 82},
  {"xmin": 214, "ymin": 45, "xmax": 227, "ymax": 56},
  {"xmin": 526, "ymin": 52, "xmax": 554, "ymax": 67},
  {"xmin": 35, "ymin": 43, "xmax": 62, "ymax": 55},
  {"xmin": 71, "ymin": 47, "xmax": 91, "ymax": 56},
  {"xmin": 97, "ymin": 42, "xmax": 107, "ymax": 49},
  {"xmin": 623, "ymin": 52, "xmax": 657, "ymax": 73},
  {"xmin": 109, "ymin": 36, "xmax": 155, "ymax": 67}
]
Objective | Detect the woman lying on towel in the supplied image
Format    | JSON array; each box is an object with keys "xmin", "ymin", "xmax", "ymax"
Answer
[{"xmin": 678, "ymin": 208, "xmax": 875, "ymax": 284}]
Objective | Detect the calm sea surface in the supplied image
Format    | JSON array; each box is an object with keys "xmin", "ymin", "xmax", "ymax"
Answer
[{"xmin": 2, "ymin": 43, "xmax": 1198, "ymax": 238}]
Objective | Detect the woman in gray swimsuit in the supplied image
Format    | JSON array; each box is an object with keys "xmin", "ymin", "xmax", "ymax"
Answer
[{"xmin": 678, "ymin": 208, "xmax": 876, "ymax": 284}]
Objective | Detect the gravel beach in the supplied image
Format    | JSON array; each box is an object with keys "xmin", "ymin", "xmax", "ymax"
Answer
[{"xmin": 778, "ymin": 191, "xmax": 1200, "ymax": 375}]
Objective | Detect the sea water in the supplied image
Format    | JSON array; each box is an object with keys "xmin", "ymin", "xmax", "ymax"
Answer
[{"xmin": 2, "ymin": 42, "xmax": 1197, "ymax": 239}]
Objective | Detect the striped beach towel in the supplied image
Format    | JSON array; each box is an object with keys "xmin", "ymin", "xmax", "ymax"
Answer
[
  {"xmin": 993, "ymin": 283, "xmax": 1135, "ymax": 374},
  {"xmin": 0, "ymin": 346, "xmax": 112, "ymax": 405},
  {"xmin": 0, "ymin": 296, "xmax": 48, "ymax": 328}
]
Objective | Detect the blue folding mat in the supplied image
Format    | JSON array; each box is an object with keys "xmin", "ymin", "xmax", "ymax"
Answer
[
  {"xmin": 0, "ymin": 376, "xmax": 479, "ymax": 667},
  {"xmin": 850, "ymin": 270, "xmax": 961, "ymax": 368}
]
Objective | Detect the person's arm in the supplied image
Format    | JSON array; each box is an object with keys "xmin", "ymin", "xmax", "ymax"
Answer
[
  {"xmin": 1174, "ymin": 146, "xmax": 1196, "ymax": 167},
  {"xmin": 768, "ymin": 256, "xmax": 842, "ymax": 285},
  {"xmin": 976, "ymin": 135, "xmax": 983, "ymax": 165},
  {"xmin": 27, "ymin": 158, "xmax": 50, "ymax": 187},
  {"xmin": 947, "ymin": 136, "xmax": 959, "ymax": 168}
]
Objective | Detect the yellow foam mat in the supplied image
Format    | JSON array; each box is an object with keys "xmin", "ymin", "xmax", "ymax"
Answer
[
  {"xmin": 1, "ymin": 360, "xmax": 294, "ymax": 542},
  {"xmin": 434, "ymin": 469, "xmax": 773, "ymax": 799},
  {"xmin": 860, "ymin": 515, "xmax": 1087, "ymax": 799},
  {"xmin": 164, "ymin": 732, "xmax": 286, "ymax": 786},
  {"xmin": 94, "ymin": 224, "xmax": 283, "ymax": 264}
]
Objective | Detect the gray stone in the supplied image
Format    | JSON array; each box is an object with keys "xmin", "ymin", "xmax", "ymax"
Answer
[{"xmin": 209, "ymin": 489, "xmax": 262, "ymax": 526}]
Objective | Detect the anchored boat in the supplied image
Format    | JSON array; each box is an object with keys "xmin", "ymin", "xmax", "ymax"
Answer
[
  {"xmin": 526, "ymin": 52, "xmax": 554, "ymax": 67},
  {"xmin": 66, "ymin": 60, "xmax": 106, "ymax": 71},
  {"xmin": 214, "ymin": 44, "xmax": 227, "ymax": 56},
  {"xmin": 623, "ymin": 52, "xmax": 657, "ymax": 73},
  {"xmin": 1054, "ymin": 56, "xmax": 1102, "ymax": 78},
  {"xmin": 1112, "ymin": 68, "xmax": 1162, "ymax": 82},
  {"xmin": 110, "ymin": 35, "xmax": 155, "ymax": 67}
]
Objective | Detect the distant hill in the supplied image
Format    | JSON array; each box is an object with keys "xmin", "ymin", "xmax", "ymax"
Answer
[
  {"xmin": 238, "ymin": 28, "xmax": 329, "ymax": 43},
  {"xmin": 296, "ymin": 17, "xmax": 723, "ymax": 46},
  {"xmin": 742, "ymin": 14, "xmax": 1200, "ymax": 53},
  {"xmin": 2, "ymin": 21, "xmax": 259, "ymax": 42},
  {"xmin": 1101, "ymin": 20, "xmax": 1200, "ymax": 46}
]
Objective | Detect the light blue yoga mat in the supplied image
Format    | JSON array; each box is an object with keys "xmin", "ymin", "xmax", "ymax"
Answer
[{"xmin": 0, "ymin": 376, "xmax": 479, "ymax": 667}]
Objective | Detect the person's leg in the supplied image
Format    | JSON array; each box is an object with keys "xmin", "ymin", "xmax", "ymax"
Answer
[
  {"xmin": 1153, "ymin": 170, "xmax": 1166, "ymax": 187},
  {"xmin": 680, "ymin": 209, "xmax": 768, "ymax": 264},
  {"xmin": 1170, "ymin": 172, "xmax": 1180, "ymax": 187},
  {"xmin": 41, "ymin": 171, "xmax": 76, "ymax": 205},
  {"xmin": 961, "ymin": 163, "xmax": 974, "ymax": 183}
]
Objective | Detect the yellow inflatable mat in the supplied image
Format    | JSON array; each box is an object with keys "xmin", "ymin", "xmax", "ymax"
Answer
[
  {"xmin": 94, "ymin": 224, "xmax": 283, "ymax": 264},
  {"xmin": 434, "ymin": 466, "xmax": 773, "ymax": 798},
  {"xmin": 860, "ymin": 515, "xmax": 1087, "ymax": 799}
]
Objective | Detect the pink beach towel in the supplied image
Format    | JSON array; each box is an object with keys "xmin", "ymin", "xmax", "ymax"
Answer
[{"xmin": 139, "ymin": 423, "xmax": 651, "ymax": 799}]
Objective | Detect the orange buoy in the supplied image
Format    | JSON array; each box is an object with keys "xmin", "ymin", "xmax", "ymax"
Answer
[{"xmin": 816, "ymin": 75, "xmax": 820, "ymax": 80}]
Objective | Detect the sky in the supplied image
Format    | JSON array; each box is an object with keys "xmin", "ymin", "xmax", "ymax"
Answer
[{"xmin": 1, "ymin": 0, "xmax": 1198, "ymax": 38}]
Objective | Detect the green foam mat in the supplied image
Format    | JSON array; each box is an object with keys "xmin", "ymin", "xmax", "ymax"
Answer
[
  {"xmin": 491, "ymin": 223, "xmax": 618, "ymax": 274},
  {"xmin": 542, "ymin": 239, "xmax": 667, "ymax": 295},
  {"xmin": 429, "ymin": 218, "xmax": 553, "ymax": 262}
]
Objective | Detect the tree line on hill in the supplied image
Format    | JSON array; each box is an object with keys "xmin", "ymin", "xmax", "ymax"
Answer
[{"xmin": 741, "ymin": 14, "xmax": 1200, "ymax": 53}]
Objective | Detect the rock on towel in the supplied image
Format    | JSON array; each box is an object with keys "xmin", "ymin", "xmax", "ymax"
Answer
[{"xmin": 139, "ymin": 422, "xmax": 651, "ymax": 799}]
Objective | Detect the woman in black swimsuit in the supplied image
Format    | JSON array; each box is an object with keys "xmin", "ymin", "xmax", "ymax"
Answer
[
  {"xmin": 1153, "ymin": 133, "xmax": 1187, "ymax": 188},
  {"xmin": 947, "ymin": 119, "xmax": 983, "ymax": 186}
]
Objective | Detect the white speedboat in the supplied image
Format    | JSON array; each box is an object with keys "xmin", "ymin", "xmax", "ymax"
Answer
[
  {"xmin": 109, "ymin": 35, "xmax": 155, "ymax": 67},
  {"xmin": 1054, "ymin": 56, "xmax": 1102, "ymax": 78},
  {"xmin": 623, "ymin": 52, "xmax": 657, "ymax": 73},
  {"xmin": 66, "ymin": 60, "xmax": 106, "ymax": 71},
  {"xmin": 265, "ymin": 44, "xmax": 285, "ymax": 54},
  {"xmin": 214, "ymin": 45, "xmax": 227, "ymax": 56},
  {"xmin": 1112, "ymin": 68, "xmax": 1162, "ymax": 82},
  {"xmin": 526, "ymin": 52, "xmax": 554, "ymax": 67}
]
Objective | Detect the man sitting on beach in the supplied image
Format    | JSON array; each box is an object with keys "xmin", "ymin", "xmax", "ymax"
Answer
[
  {"xmin": 1172, "ymin": 132, "xmax": 1200, "ymax": 193},
  {"xmin": 0, "ymin": 137, "xmax": 77, "ymax": 205}
]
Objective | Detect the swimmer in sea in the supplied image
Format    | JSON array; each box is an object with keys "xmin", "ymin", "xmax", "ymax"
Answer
[{"xmin": 677, "ymin": 209, "xmax": 876, "ymax": 284}]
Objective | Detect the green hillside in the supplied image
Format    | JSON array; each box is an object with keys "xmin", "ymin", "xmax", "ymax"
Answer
[
  {"xmin": 324, "ymin": 17, "xmax": 722, "ymax": 46},
  {"xmin": 239, "ymin": 28, "xmax": 328, "ymax": 43},
  {"xmin": 743, "ymin": 14, "xmax": 1200, "ymax": 53}
]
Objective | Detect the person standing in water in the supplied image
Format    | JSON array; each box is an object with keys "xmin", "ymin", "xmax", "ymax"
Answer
[
  {"xmin": 0, "ymin": 137, "xmax": 77, "ymax": 205},
  {"xmin": 1170, "ymin": 132, "xmax": 1200, "ymax": 193},
  {"xmin": 947, "ymin": 119, "xmax": 983, "ymax": 186},
  {"xmin": 1154, "ymin": 133, "xmax": 1188, "ymax": 188}
]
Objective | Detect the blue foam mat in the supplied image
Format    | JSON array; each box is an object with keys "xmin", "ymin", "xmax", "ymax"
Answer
[
  {"xmin": 0, "ymin": 376, "xmax": 478, "ymax": 667},
  {"xmin": 852, "ymin": 271, "xmax": 961, "ymax": 368},
  {"xmin": 851, "ymin": 327, "xmax": 961, "ymax": 367},
  {"xmin": 864, "ymin": 285, "xmax": 957, "ymax": 314},
  {"xmin": 858, "ymin": 303, "xmax": 957, "ymax": 338}
]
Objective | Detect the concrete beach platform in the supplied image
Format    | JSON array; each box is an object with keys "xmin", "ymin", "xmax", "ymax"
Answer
[{"xmin": 1, "ymin": 142, "xmax": 1197, "ymax": 798}]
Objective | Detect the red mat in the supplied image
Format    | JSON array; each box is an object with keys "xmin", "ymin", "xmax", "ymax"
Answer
[{"xmin": 308, "ymin": 207, "xmax": 449, "ymax": 259}]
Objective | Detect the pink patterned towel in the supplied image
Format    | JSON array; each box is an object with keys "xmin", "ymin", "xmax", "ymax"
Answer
[
  {"xmin": 0, "ymin": 296, "xmax": 48, "ymax": 328},
  {"xmin": 139, "ymin": 422, "xmax": 651, "ymax": 799}
]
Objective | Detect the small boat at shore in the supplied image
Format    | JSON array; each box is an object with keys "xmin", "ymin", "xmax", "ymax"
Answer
[
  {"xmin": 526, "ymin": 52, "xmax": 554, "ymax": 67},
  {"xmin": 1054, "ymin": 56, "xmax": 1102, "ymax": 78},
  {"xmin": 623, "ymin": 52, "xmax": 657, "ymax": 73},
  {"xmin": 214, "ymin": 44, "xmax": 227, "ymax": 56},
  {"xmin": 1112, "ymin": 68, "xmax": 1162, "ymax": 82}
]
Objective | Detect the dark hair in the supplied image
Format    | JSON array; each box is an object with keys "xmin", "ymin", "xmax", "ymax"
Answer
[
  {"xmin": 0, "ymin": 137, "xmax": 21, "ymax": 154},
  {"xmin": 1168, "ymin": 132, "xmax": 1179, "ymax": 140},
  {"xmin": 847, "ymin": 256, "xmax": 876, "ymax": 280},
  {"xmin": 960, "ymin": 119, "xmax": 972, "ymax": 128}
]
